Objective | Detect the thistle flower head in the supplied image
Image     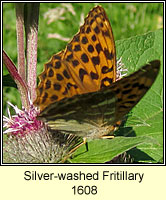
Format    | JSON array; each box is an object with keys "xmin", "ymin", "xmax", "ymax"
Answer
[
  {"xmin": 3, "ymin": 102, "xmax": 43, "ymax": 136},
  {"xmin": 3, "ymin": 102, "xmax": 80, "ymax": 163}
]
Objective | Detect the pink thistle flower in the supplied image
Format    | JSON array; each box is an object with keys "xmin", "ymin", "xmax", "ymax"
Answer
[
  {"xmin": 3, "ymin": 102, "xmax": 80, "ymax": 163},
  {"xmin": 3, "ymin": 101, "xmax": 44, "ymax": 136}
]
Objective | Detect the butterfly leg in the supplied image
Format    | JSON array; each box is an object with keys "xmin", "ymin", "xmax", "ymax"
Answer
[
  {"xmin": 61, "ymin": 137, "xmax": 87, "ymax": 163},
  {"xmin": 85, "ymin": 141, "xmax": 89, "ymax": 151},
  {"xmin": 70, "ymin": 137, "xmax": 87, "ymax": 154},
  {"xmin": 101, "ymin": 135, "xmax": 114, "ymax": 139}
]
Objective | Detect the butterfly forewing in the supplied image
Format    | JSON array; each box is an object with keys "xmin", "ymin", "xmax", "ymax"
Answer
[
  {"xmin": 63, "ymin": 6, "xmax": 116, "ymax": 89},
  {"xmin": 34, "ymin": 51, "xmax": 65, "ymax": 111},
  {"xmin": 34, "ymin": 6, "xmax": 116, "ymax": 112}
]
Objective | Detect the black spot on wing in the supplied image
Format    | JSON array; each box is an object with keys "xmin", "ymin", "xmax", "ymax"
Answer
[
  {"xmin": 51, "ymin": 95, "xmax": 58, "ymax": 101},
  {"xmin": 79, "ymin": 68, "xmax": 88, "ymax": 82},
  {"xmin": 88, "ymin": 44, "xmax": 94, "ymax": 53},
  {"xmin": 48, "ymin": 69, "xmax": 54, "ymax": 77},
  {"xmin": 81, "ymin": 36, "xmax": 88, "ymax": 44},
  {"xmin": 53, "ymin": 55, "xmax": 61, "ymax": 60},
  {"xmin": 90, "ymin": 72, "xmax": 99, "ymax": 80},
  {"xmin": 66, "ymin": 53, "xmax": 73, "ymax": 61},
  {"xmin": 72, "ymin": 60, "xmax": 79, "ymax": 67},
  {"xmin": 100, "ymin": 77, "xmax": 114, "ymax": 88},
  {"xmin": 104, "ymin": 49, "xmax": 113, "ymax": 60},
  {"xmin": 102, "ymin": 66, "xmax": 113, "ymax": 74},
  {"xmin": 96, "ymin": 43, "xmax": 102, "ymax": 54},
  {"xmin": 92, "ymin": 56, "xmax": 100, "ymax": 65},
  {"xmin": 39, "ymin": 87, "xmax": 43, "ymax": 95},
  {"xmin": 81, "ymin": 53, "xmax": 89, "ymax": 63},
  {"xmin": 45, "ymin": 80, "xmax": 51, "ymax": 89},
  {"xmin": 41, "ymin": 92, "xmax": 48, "ymax": 104},
  {"xmin": 86, "ymin": 26, "xmax": 91, "ymax": 33},
  {"xmin": 56, "ymin": 74, "xmax": 64, "ymax": 81},
  {"xmin": 53, "ymin": 83, "xmax": 61, "ymax": 91},
  {"xmin": 94, "ymin": 26, "xmax": 100, "ymax": 34},
  {"xmin": 55, "ymin": 61, "xmax": 61, "ymax": 69},
  {"xmin": 67, "ymin": 82, "xmax": 78, "ymax": 89},
  {"xmin": 91, "ymin": 35, "xmax": 97, "ymax": 41},
  {"xmin": 74, "ymin": 44, "xmax": 81, "ymax": 51},
  {"xmin": 63, "ymin": 70, "xmax": 70, "ymax": 79}
]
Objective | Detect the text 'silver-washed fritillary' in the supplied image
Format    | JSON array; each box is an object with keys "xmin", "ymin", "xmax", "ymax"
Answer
[{"xmin": 34, "ymin": 6, "xmax": 160, "ymax": 145}]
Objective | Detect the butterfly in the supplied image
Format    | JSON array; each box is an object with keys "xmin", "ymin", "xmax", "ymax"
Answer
[{"xmin": 34, "ymin": 6, "xmax": 160, "ymax": 146}]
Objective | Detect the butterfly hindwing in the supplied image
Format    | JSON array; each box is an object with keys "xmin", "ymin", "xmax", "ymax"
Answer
[{"xmin": 38, "ymin": 60, "xmax": 160, "ymax": 137}]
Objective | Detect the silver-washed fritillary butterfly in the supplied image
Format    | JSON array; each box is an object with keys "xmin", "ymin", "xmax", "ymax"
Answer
[{"xmin": 34, "ymin": 6, "xmax": 160, "ymax": 145}]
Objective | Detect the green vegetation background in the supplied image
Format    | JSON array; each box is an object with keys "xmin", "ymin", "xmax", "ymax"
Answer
[{"xmin": 3, "ymin": 2, "xmax": 163, "ymax": 114}]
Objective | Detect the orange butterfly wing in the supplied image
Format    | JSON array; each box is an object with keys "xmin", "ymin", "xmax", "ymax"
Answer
[{"xmin": 34, "ymin": 6, "xmax": 116, "ymax": 112}]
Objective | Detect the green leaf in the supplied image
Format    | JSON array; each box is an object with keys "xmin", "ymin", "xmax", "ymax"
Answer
[
  {"xmin": 71, "ymin": 29, "xmax": 163, "ymax": 163},
  {"xmin": 116, "ymin": 29, "xmax": 163, "ymax": 163},
  {"xmin": 71, "ymin": 136, "xmax": 158, "ymax": 163}
]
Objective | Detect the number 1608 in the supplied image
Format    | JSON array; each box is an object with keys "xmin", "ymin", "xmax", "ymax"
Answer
[{"xmin": 72, "ymin": 185, "xmax": 97, "ymax": 195}]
